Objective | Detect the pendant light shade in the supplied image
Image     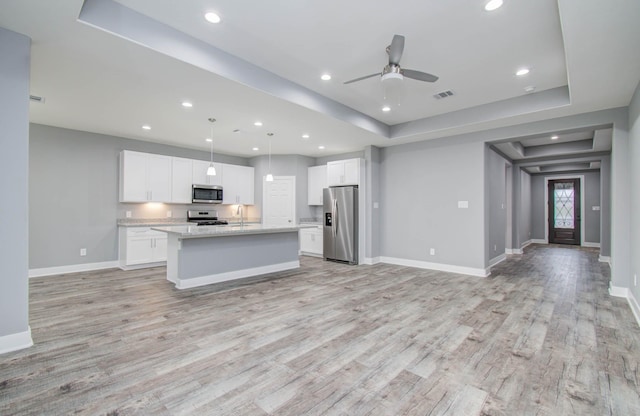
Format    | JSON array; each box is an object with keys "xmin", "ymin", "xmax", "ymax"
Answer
[
  {"xmin": 207, "ymin": 117, "xmax": 216, "ymax": 176},
  {"xmin": 207, "ymin": 164, "xmax": 216, "ymax": 176},
  {"xmin": 266, "ymin": 134, "xmax": 274, "ymax": 182}
]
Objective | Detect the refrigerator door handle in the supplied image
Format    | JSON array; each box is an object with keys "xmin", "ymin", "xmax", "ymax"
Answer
[{"xmin": 333, "ymin": 199, "xmax": 338, "ymax": 237}]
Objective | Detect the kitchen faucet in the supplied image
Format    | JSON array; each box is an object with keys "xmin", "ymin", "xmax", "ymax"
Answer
[{"xmin": 236, "ymin": 204, "xmax": 244, "ymax": 226}]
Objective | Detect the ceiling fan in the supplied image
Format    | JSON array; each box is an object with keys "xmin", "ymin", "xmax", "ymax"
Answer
[{"xmin": 344, "ymin": 34, "xmax": 439, "ymax": 85}]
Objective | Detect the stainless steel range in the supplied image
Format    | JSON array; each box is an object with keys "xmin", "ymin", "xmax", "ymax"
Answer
[{"xmin": 187, "ymin": 210, "xmax": 228, "ymax": 226}]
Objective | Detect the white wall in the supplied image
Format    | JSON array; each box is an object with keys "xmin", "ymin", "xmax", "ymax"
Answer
[{"xmin": 0, "ymin": 28, "xmax": 32, "ymax": 352}]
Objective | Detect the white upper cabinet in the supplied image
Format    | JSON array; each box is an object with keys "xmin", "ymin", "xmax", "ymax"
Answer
[
  {"xmin": 171, "ymin": 157, "xmax": 193, "ymax": 204},
  {"xmin": 120, "ymin": 150, "xmax": 172, "ymax": 202},
  {"xmin": 308, "ymin": 165, "xmax": 327, "ymax": 205},
  {"xmin": 222, "ymin": 164, "xmax": 254, "ymax": 205},
  {"xmin": 327, "ymin": 158, "xmax": 361, "ymax": 186},
  {"xmin": 192, "ymin": 160, "xmax": 223, "ymax": 186}
]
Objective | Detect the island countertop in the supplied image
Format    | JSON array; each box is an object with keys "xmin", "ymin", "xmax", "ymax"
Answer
[{"xmin": 151, "ymin": 223, "xmax": 315, "ymax": 239}]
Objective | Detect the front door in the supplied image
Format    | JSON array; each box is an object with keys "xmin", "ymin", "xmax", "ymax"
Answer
[{"xmin": 548, "ymin": 179, "xmax": 581, "ymax": 245}]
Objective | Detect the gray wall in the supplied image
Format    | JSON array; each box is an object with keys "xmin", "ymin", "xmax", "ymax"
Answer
[
  {"xmin": 29, "ymin": 124, "xmax": 248, "ymax": 269},
  {"xmin": 485, "ymin": 147, "xmax": 509, "ymax": 263},
  {"xmin": 520, "ymin": 170, "xmax": 532, "ymax": 246},
  {"xmin": 364, "ymin": 145, "xmax": 381, "ymax": 259},
  {"xmin": 0, "ymin": 29, "xmax": 30, "ymax": 342},
  {"xmin": 380, "ymin": 139, "xmax": 486, "ymax": 270},
  {"xmin": 629, "ymin": 81, "xmax": 640, "ymax": 303},
  {"xmin": 530, "ymin": 171, "xmax": 601, "ymax": 244}
]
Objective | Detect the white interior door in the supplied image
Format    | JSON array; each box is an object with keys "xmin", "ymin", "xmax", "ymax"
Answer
[{"xmin": 263, "ymin": 176, "xmax": 296, "ymax": 226}]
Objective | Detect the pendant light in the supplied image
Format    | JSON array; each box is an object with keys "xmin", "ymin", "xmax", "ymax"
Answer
[
  {"xmin": 206, "ymin": 117, "xmax": 217, "ymax": 176},
  {"xmin": 265, "ymin": 133, "xmax": 274, "ymax": 182}
]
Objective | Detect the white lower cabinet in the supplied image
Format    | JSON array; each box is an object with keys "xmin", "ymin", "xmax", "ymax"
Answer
[
  {"xmin": 299, "ymin": 226, "xmax": 323, "ymax": 257},
  {"xmin": 119, "ymin": 227, "xmax": 167, "ymax": 269}
]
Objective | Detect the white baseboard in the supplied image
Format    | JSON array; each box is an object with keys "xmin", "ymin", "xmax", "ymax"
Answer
[
  {"xmin": 609, "ymin": 285, "xmax": 627, "ymax": 298},
  {"xmin": 489, "ymin": 253, "xmax": 507, "ymax": 268},
  {"xmin": 531, "ymin": 239, "xmax": 547, "ymax": 244},
  {"xmin": 29, "ymin": 261, "xmax": 120, "ymax": 278},
  {"xmin": 609, "ymin": 285, "xmax": 640, "ymax": 328},
  {"xmin": 510, "ymin": 248, "xmax": 524, "ymax": 255},
  {"xmin": 582, "ymin": 242, "xmax": 601, "ymax": 248},
  {"xmin": 505, "ymin": 248, "xmax": 517, "ymax": 255},
  {"xmin": 0, "ymin": 327, "xmax": 33, "ymax": 355},
  {"xmin": 300, "ymin": 252, "xmax": 323, "ymax": 258},
  {"xmin": 379, "ymin": 256, "xmax": 488, "ymax": 277},
  {"xmin": 521, "ymin": 239, "xmax": 533, "ymax": 249},
  {"xmin": 174, "ymin": 260, "xmax": 300, "ymax": 289},
  {"xmin": 599, "ymin": 256, "xmax": 611, "ymax": 266},
  {"xmin": 628, "ymin": 291, "xmax": 640, "ymax": 328},
  {"xmin": 362, "ymin": 257, "xmax": 381, "ymax": 265}
]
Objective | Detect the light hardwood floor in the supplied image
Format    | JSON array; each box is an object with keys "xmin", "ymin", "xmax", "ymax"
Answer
[{"xmin": 1, "ymin": 244, "xmax": 640, "ymax": 415}]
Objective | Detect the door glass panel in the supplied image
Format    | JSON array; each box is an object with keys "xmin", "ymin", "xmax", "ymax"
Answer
[{"xmin": 554, "ymin": 182, "xmax": 574, "ymax": 229}]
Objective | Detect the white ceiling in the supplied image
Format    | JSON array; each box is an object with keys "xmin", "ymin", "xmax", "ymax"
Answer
[{"xmin": 1, "ymin": 0, "xmax": 639, "ymax": 158}]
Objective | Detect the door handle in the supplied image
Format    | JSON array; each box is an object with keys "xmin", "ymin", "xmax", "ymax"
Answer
[{"xmin": 333, "ymin": 199, "xmax": 338, "ymax": 237}]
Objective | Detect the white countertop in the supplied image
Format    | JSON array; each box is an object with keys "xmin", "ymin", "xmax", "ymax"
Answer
[{"xmin": 151, "ymin": 223, "xmax": 316, "ymax": 239}]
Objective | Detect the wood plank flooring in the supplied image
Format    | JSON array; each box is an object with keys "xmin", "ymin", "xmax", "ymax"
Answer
[{"xmin": 2, "ymin": 244, "xmax": 640, "ymax": 415}]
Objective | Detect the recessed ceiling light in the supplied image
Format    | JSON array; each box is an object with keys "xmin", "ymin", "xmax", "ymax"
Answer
[
  {"xmin": 382, "ymin": 105, "xmax": 391, "ymax": 112},
  {"xmin": 204, "ymin": 12, "xmax": 221, "ymax": 24},
  {"xmin": 318, "ymin": 145, "xmax": 325, "ymax": 150},
  {"xmin": 321, "ymin": 74, "xmax": 331, "ymax": 81},
  {"xmin": 181, "ymin": 101, "xmax": 193, "ymax": 108},
  {"xmin": 142, "ymin": 125, "xmax": 151, "ymax": 130},
  {"xmin": 252, "ymin": 147, "xmax": 259, "ymax": 151},
  {"xmin": 484, "ymin": 0, "xmax": 503, "ymax": 11},
  {"xmin": 302, "ymin": 134, "xmax": 310, "ymax": 139},
  {"xmin": 516, "ymin": 68, "xmax": 530, "ymax": 76},
  {"xmin": 551, "ymin": 135, "xmax": 559, "ymax": 140},
  {"xmin": 254, "ymin": 121, "xmax": 263, "ymax": 127},
  {"xmin": 205, "ymin": 138, "xmax": 213, "ymax": 142}
]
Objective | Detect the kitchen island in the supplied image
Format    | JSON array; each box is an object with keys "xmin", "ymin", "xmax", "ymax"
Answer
[{"xmin": 151, "ymin": 224, "xmax": 310, "ymax": 289}]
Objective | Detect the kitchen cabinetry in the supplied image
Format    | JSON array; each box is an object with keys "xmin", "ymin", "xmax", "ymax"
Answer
[
  {"xmin": 308, "ymin": 165, "xmax": 327, "ymax": 205},
  {"xmin": 192, "ymin": 160, "xmax": 223, "ymax": 187},
  {"xmin": 299, "ymin": 226, "xmax": 323, "ymax": 257},
  {"xmin": 223, "ymin": 164, "xmax": 254, "ymax": 205},
  {"xmin": 120, "ymin": 150, "xmax": 172, "ymax": 202},
  {"xmin": 327, "ymin": 158, "xmax": 361, "ymax": 186},
  {"xmin": 171, "ymin": 157, "xmax": 193, "ymax": 204},
  {"xmin": 119, "ymin": 227, "xmax": 167, "ymax": 269}
]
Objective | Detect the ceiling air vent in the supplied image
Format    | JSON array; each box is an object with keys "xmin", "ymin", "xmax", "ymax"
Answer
[
  {"xmin": 29, "ymin": 95, "xmax": 45, "ymax": 103},
  {"xmin": 433, "ymin": 90, "xmax": 454, "ymax": 100}
]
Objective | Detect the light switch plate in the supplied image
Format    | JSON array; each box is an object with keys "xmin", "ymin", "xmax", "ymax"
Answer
[
  {"xmin": 458, "ymin": 201, "xmax": 469, "ymax": 209},
  {"xmin": 592, "ymin": 206, "xmax": 600, "ymax": 211},
  {"xmin": 126, "ymin": 211, "xmax": 132, "ymax": 218},
  {"xmin": 373, "ymin": 202, "xmax": 379, "ymax": 209}
]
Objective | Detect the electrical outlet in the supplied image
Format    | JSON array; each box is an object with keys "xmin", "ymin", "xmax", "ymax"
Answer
[
  {"xmin": 430, "ymin": 248, "xmax": 435, "ymax": 256},
  {"xmin": 126, "ymin": 211, "xmax": 132, "ymax": 218},
  {"xmin": 166, "ymin": 211, "xmax": 172, "ymax": 218},
  {"xmin": 494, "ymin": 244, "xmax": 497, "ymax": 252},
  {"xmin": 80, "ymin": 248, "xmax": 87, "ymax": 256}
]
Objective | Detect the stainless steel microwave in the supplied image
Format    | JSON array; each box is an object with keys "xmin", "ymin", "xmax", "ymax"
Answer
[{"xmin": 192, "ymin": 184, "xmax": 223, "ymax": 204}]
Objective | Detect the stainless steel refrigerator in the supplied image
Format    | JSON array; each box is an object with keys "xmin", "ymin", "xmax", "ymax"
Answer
[{"xmin": 323, "ymin": 186, "xmax": 358, "ymax": 264}]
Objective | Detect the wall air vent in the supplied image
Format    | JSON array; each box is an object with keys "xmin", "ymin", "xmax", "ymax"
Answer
[
  {"xmin": 433, "ymin": 90, "xmax": 454, "ymax": 100},
  {"xmin": 29, "ymin": 95, "xmax": 45, "ymax": 103}
]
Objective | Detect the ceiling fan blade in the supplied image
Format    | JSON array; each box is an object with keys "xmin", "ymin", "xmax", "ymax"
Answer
[
  {"xmin": 388, "ymin": 35, "xmax": 405, "ymax": 65},
  {"xmin": 402, "ymin": 69, "xmax": 439, "ymax": 82},
  {"xmin": 343, "ymin": 73, "xmax": 380, "ymax": 84}
]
